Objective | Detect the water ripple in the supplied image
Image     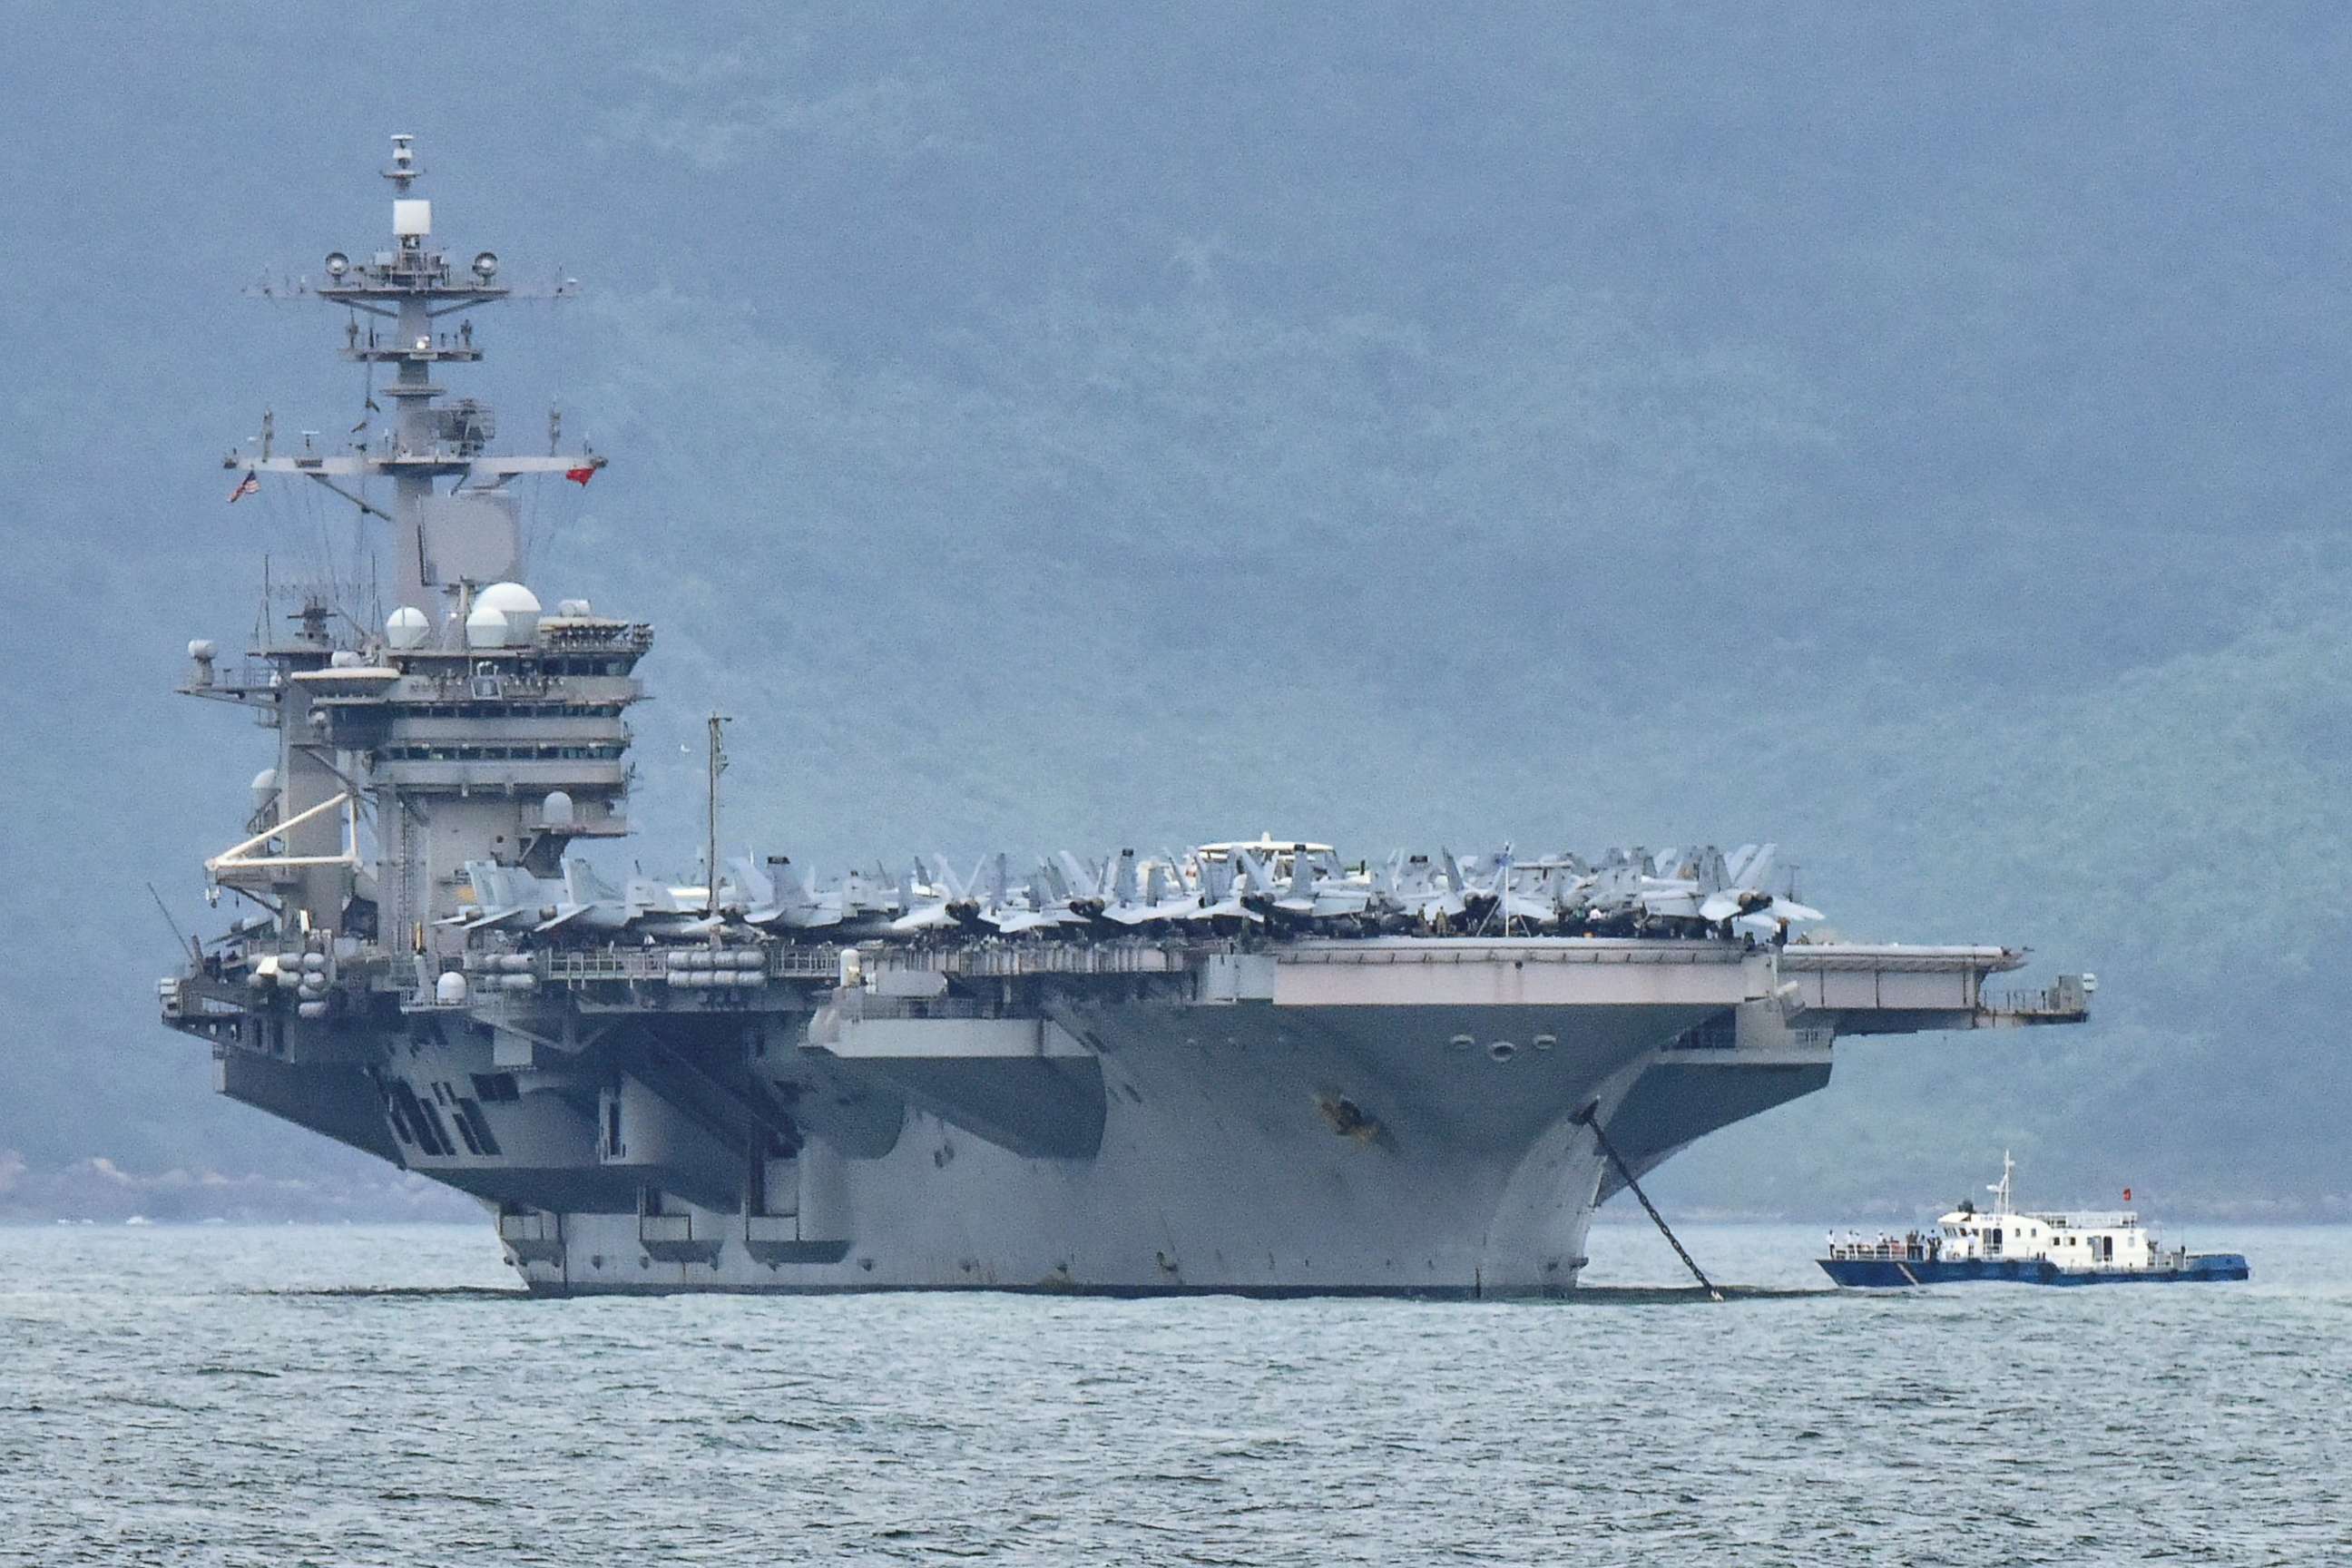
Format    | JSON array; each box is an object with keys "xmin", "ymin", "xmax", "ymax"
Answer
[{"xmin": 0, "ymin": 1222, "xmax": 2343, "ymax": 1565}]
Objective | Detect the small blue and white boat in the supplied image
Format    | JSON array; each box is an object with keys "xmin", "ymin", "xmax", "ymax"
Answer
[{"xmin": 1819, "ymin": 1153, "xmax": 2249, "ymax": 1288}]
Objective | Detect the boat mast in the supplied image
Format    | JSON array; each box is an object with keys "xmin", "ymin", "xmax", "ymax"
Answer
[
  {"xmin": 705, "ymin": 711, "xmax": 731, "ymax": 916},
  {"xmin": 1989, "ymin": 1150, "xmax": 2015, "ymax": 1216}
]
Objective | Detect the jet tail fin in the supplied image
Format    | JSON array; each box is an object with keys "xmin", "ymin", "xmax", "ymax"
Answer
[
  {"xmin": 1201, "ymin": 855, "xmax": 1234, "ymax": 901},
  {"xmin": 564, "ymin": 858, "xmax": 621, "ymax": 906},
  {"xmin": 724, "ymin": 856, "xmax": 772, "ymax": 912},
  {"xmin": 1057, "ymin": 850, "xmax": 1102, "ymax": 901},
  {"xmin": 1285, "ymin": 849, "xmax": 1314, "ymax": 903}
]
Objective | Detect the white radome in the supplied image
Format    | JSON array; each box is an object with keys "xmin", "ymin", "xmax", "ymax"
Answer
[
  {"xmin": 464, "ymin": 601, "xmax": 511, "ymax": 649},
  {"xmin": 475, "ymin": 582, "xmax": 542, "ymax": 644},
  {"xmin": 385, "ymin": 606, "xmax": 431, "ymax": 650},
  {"xmin": 464, "ymin": 583, "xmax": 541, "ymax": 649}
]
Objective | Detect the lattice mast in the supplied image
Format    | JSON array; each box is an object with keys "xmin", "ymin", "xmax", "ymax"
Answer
[{"xmin": 230, "ymin": 133, "xmax": 602, "ymax": 616}]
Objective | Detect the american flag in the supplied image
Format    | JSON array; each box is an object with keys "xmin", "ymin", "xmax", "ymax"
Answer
[{"xmin": 228, "ymin": 470, "xmax": 260, "ymax": 504}]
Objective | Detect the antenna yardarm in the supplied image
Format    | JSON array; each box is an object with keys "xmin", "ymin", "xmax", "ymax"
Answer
[{"xmin": 230, "ymin": 134, "xmax": 602, "ymax": 613}]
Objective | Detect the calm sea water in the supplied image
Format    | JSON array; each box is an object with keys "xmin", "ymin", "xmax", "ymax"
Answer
[{"xmin": 1, "ymin": 1220, "xmax": 2343, "ymax": 1565}]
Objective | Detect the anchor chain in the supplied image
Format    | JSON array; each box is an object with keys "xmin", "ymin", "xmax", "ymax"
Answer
[{"xmin": 1575, "ymin": 1102, "xmax": 1724, "ymax": 1302}]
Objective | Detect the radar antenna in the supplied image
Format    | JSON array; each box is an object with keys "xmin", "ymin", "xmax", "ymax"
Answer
[{"xmin": 231, "ymin": 133, "xmax": 602, "ymax": 616}]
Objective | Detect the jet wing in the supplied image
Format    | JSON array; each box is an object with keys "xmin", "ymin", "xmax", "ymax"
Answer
[{"xmin": 1698, "ymin": 891, "xmax": 1744, "ymax": 923}]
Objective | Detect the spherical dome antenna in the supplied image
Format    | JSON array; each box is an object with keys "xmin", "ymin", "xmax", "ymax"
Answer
[
  {"xmin": 385, "ymin": 606, "xmax": 431, "ymax": 651},
  {"xmin": 475, "ymin": 582, "xmax": 542, "ymax": 644},
  {"xmin": 475, "ymin": 582, "xmax": 542, "ymax": 614},
  {"xmin": 465, "ymin": 600, "xmax": 514, "ymax": 649}
]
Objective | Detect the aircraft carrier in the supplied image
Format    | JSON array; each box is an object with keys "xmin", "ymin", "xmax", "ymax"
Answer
[{"xmin": 157, "ymin": 139, "xmax": 2090, "ymax": 1296}]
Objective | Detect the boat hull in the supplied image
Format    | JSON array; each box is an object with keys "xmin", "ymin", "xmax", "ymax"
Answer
[{"xmin": 1818, "ymin": 1254, "xmax": 2249, "ymax": 1287}]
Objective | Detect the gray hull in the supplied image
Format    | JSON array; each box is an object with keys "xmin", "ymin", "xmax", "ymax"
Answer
[
  {"xmin": 173, "ymin": 940, "xmax": 2069, "ymax": 1296},
  {"xmin": 524, "ymin": 1001, "xmax": 1690, "ymax": 1298}
]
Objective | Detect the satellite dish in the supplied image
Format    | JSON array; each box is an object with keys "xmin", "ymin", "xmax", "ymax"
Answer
[{"xmin": 324, "ymin": 251, "xmax": 348, "ymax": 278}]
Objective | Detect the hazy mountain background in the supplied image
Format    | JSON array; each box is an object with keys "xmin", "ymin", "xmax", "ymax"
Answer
[{"xmin": 2, "ymin": 4, "xmax": 2346, "ymax": 1220}]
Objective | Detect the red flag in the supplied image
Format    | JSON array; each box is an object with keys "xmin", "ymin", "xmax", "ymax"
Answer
[
  {"xmin": 228, "ymin": 470, "xmax": 260, "ymax": 503},
  {"xmin": 2122, "ymin": 1187, "xmax": 2132, "ymax": 1202},
  {"xmin": 564, "ymin": 464, "xmax": 596, "ymax": 486}
]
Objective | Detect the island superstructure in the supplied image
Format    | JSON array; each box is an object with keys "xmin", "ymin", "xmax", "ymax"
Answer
[{"xmin": 157, "ymin": 139, "xmax": 2091, "ymax": 1296}]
